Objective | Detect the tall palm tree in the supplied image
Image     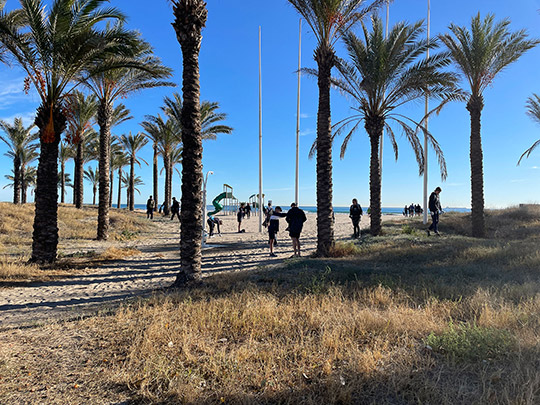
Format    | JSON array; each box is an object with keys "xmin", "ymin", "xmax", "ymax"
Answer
[
  {"xmin": 0, "ymin": 117, "xmax": 37, "ymax": 204},
  {"xmin": 20, "ymin": 146, "xmax": 39, "ymax": 203},
  {"xmin": 329, "ymin": 18, "xmax": 460, "ymax": 235},
  {"xmin": 140, "ymin": 116, "xmax": 162, "ymax": 213},
  {"xmin": 0, "ymin": 0, "xmax": 138, "ymax": 263},
  {"xmin": 83, "ymin": 43, "xmax": 173, "ymax": 240},
  {"xmin": 122, "ymin": 174, "xmax": 144, "ymax": 204},
  {"xmin": 111, "ymin": 148, "xmax": 130, "ymax": 209},
  {"xmin": 287, "ymin": 0, "xmax": 382, "ymax": 255},
  {"xmin": 120, "ymin": 132, "xmax": 148, "ymax": 211},
  {"xmin": 518, "ymin": 94, "xmax": 540, "ymax": 165},
  {"xmin": 440, "ymin": 13, "xmax": 539, "ymax": 237},
  {"xmin": 171, "ymin": 0, "xmax": 208, "ymax": 286},
  {"xmin": 58, "ymin": 142, "xmax": 74, "ymax": 204},
  {"xmin": 84, "ymin": 167, "xmax": 99, "ymax": 206},
  {"xmin": 64, "ymin": 91, "xmax": 98, "ymax": 208}
]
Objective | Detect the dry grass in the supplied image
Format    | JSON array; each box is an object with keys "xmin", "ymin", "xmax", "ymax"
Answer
[
  {"xmin": 0, "ymin": 203, "xmax": 151, "ymax": 283},
  {"xmin": 0, "ymin": 207, "xmax": 538, "ymax": 404}
]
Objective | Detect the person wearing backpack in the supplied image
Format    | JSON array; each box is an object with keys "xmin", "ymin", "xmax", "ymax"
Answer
[{"xmin": 349, "ymin": 198, "xmax": 363, "ymax": 238}]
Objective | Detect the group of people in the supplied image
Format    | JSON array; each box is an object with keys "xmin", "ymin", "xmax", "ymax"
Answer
[
  {"xmin": 236, "ymin": 202, "xmax": 252, "ymax": 232},
  {"xmin": 145, "ymin": 196, "xmax": 180, "ymax": 221},
  {"xmin": 263, "ymin": 202, "xmax": 307, "ymax": 257},
  {"xmin": 403, "ymin": 203, "xmax": 423, "ymax": 217}
]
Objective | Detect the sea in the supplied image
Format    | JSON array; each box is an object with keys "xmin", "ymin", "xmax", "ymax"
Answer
[{"xmin": 129, "ymin": 204, "xmax": 470, "ymax": 215}]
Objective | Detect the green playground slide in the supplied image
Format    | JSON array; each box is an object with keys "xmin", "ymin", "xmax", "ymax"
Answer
[{"xmin": 207, "ymin": 192, "xmax": 234, "ymax": 216}]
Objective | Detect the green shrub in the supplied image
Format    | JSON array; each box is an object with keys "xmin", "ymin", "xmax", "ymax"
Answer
[{"xmin": 426, "ymin": 322, "xmax": 515, "ymax": 363}]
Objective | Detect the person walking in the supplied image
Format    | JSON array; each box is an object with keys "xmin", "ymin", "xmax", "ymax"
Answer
[
  {"xmin": 237, "ymin": 203, "xmax": 245, "ymax": 232},
  {"xmin": 146, "ymin": 196, "xmax": 154, "ymax": 219},
  {"xmin": 268, "ymin": 206, "xmax": 287, "ymax": 257},
  {"xmin": 427, "ymin": 187, "xmax": 443, "ymax": 236},
  {"xmin": 170, "ymin": 197, "xmax": 180, "ymax": 221},
  {"xmin": 286, "ymin": 203, "xmax": 307, "ymax": 257},
  {"xmin": 349, "ymin": 198, "xmax": 363, "ymax": 238},
  {"xmin": 245, "ymin": 202, "xmax": 251, "ymax": 218}
]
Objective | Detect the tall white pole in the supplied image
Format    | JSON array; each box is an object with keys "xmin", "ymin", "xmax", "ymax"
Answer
[
  {"xmin": 295, "ymin": 19, "xmax": 301, "ymax": 206},
  {"xmin": 423, "ymin": 0, "xmax": 430, "ymax": 225},
  {"xmin": 258, "ymin": 26, "xmax": 263, "ymax": 233},
  {"xmin": 380, "ymin": 1, "xmax": 389, "ymax": 189}
]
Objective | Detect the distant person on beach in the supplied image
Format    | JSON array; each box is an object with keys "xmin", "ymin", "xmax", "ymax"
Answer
[
  {"xmin": 409, "ymin": 203, "xmax": 415, "ymax": 217},
  {"xmin": 245, "ymin": 202, "xmax": 251, "ymax": 218},
  {"xmin": 427, "ymin": 187, "xmax": 442, "ymax": 236},
  {"xmin": 207, "ymin": 215, "xmax": 222, "ymax": 237},
  {"xmin": 403, "ymin": 205, "xmax": 408, "ymax": 216},
  {"xmin": 171, "ymin": 197, "xmax": 180, "ymax": 221},
  {"xmin": 286, "ymin": 203, "xmax": 307, "ymax": 256},
  {"xmin": 262, "ymin": 202, "xmax": 274, "ymax": 227},
  {"xmin": 237, "ymin": 203, "xmax": 245, "ymax": 232},
  {"xmin": 349, "ymin": 198, "xmax": 363, "ymax": 238},
  {"xmin": 159, "ymin": 200, "xmax": 167, "ymax": 215},
  {"xmin": 268, "ymin": 206, "xmax": 287, "ymax": 257},
  {"xmin": 146, "ymin": 196, "xmax": 154, "ymax": 219}
]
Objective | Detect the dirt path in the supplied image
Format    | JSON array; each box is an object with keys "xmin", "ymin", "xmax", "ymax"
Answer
[{"xmin": 0, "ymin": 213, "xmax": 403, "ymax": 328}]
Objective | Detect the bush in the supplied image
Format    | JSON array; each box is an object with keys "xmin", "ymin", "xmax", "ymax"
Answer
[{"xmin": 426, "ymin": 322, "xmax": 515, "ymax": 363}]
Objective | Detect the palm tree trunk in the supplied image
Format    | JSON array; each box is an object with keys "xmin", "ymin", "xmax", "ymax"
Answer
[
  {"xmin": 21, "ymin": 165, "xmax": 27, "ymax": 204},
  {"xmin": 93, "ymin": 184, "xmax": 96, "ymax": 205},
  {"xmin": 167, "ymin": 160, "xmax": 173, "ymax": 211},
  {"xmin": 172, "ymin": 0, "xmax": 207, "ymax": 286},
  {"xmin": 126, "ymin": 181, "xmax": 130, "ymax": 209},
  {"xmin": 97, "ymin": 101, "xmax": 112, "ymax": 240},
  {"xmin": 30, "ymin": 103, "xmax": 66, "ymax": 263},
  {"xmin": 60, "ymin": 161, "xmax": 65, "ymax": 204},
  {"xmin": 74, "ymin": 142, "xmax": 84, "ymax": 208},
  {"xmin": 117, "ymin": 168, "xmax": 122, "ymax": 209},
  {"xmin": 467, "ymin": 95, "xmax": 485, "ymax": 237},
  {"xmin": 13, "ymin": 156, "xmax": 21, "ymax": 204},
  {"xmin": 153, "ymin": 143, "xmax": 158, "ymax": 212},
  {"xmin": 163, "ymin": 154, "xmax": 171, "ymax": 216},
  {"xmin": 365, "ymin": 116, "xmax": 383, "ymax": 236},
  {"xmin": 109, "ymin": 169, "xmax": 114, "ymax": 208},
  {"xmin": 129, "ymin": 156, "xmax": 135, "ymax": 211},
  {"xmin": 314, "ymin": 45, "xmax": 335, "ymax": 256}
]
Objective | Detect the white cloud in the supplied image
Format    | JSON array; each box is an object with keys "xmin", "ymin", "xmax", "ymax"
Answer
[
  {"xmin": 300, "ymin": 113, "xmax": 310, "ymax": 119},
  {"xmin": 510, "ymin": 179, "xmax": 526, "ymax": 183},
  {"xmin": 0, "ymin": 111, "xmax": 37, "ymax": 126},
  {"xmin": 300, "ymin": 128, "xmax": 315, "ymax": 137}
]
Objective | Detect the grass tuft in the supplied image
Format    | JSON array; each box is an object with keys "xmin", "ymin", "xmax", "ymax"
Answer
[{"xmin": 328, "ymin": 241, "xmax": 361, "ymax": 257}]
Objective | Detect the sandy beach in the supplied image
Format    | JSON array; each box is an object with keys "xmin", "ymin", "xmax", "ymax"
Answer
[{"xmin": 0, "ymin": 211, "xmax": 404, "ymax": 327}]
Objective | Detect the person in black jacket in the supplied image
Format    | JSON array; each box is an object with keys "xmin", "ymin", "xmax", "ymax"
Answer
[
  {"xmin": 146, "ymin": 196, "xmax": 154, "ymax": 219},
  {"xmin": 268, "ymin": 206, "xmax": 287, "ymax": 257},
  {"xmin": 286, "ymin": 203, "xmax": 307, "ymax": 256},
  {"xmin": 427, "ymin": 187, "xmax": 442, "ymax": 236},
  {"xmin": 349, "ymin": 198, "xmax": 363, "ymax": 238},
  {"xmin": 170, "ymin": 197, "xmax": 180, "ymax": 221}
]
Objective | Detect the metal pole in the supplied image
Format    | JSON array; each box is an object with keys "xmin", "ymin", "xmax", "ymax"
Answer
[
  {"xmin": 423, "ymin": 0, "xmax": 430, "ymax": 225},
  {"xmin": 258, "ymin": 26, "xmax": 263, "ymax": 233},
  {"xmin": 295, "ymin": 19, "xmax": 301, "ymax": 207},
  {"xmin": 380, "ymin": 1, "xmax": 389, "ymax": 187}
]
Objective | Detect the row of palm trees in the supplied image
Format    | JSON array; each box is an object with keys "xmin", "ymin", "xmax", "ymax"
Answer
[{"xmin": 289, "ymin": 0, "xmax": 538, "ymax": 254}]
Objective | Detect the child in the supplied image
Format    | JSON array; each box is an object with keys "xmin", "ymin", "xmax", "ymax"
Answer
[{"xmin": 268, "ymin": 206, "xmax": 287, "ymax": 257}]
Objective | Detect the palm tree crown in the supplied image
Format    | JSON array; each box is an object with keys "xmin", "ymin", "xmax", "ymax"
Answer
[{"xmin": 518, "ymin": 94, "xmax": 540, "ymax": 164}]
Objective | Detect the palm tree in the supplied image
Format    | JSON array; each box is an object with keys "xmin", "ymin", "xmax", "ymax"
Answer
[
  {"xmin": 329, "ymin": 18, "xmax": 459, "ymax": 235},
  {"xmin": 20, "ymin": 147, "xmax": 39, "ymax": 203},
  {"xmin": 122, "ymin": 174, "xmax": 144, "ymax": 203},
  {"xmin": 84, "ymin": 167, "xmax": 99, "ymax": 206},
  {"xmin": 120, "ymin": 132, "xmax": 148, "ymax": 211},
  {"xmin": 170, "ymin": 0, "xmax": 208, "ymax": 286},
  {"xmin": 83, "ymin": 43, "xmax": 173, "ymax": 240},
  {"xmin": 287, "ymin": 0, "xmax": 382, "ymax": 255},
  {"xmin": 440, "ymin": 13, "xmax": 539, "ymax": 237},
  {"xmin": 111, "ymin": 148, "xmax": 130, "ymax": 209},
  {"xmin": 0, "ymin": 117, "xmax": 37, "ymax": 204},
  {"xmin": 58, "ymin": 171, "xmax": 72, "ymax": 193},
  {"xmin": 140, "ymin": 117, "xmax": 162, "ymax": 213},
  {"xmin": 0, "ymin": 0, "xmax": 138, "ymax": 263},
  {"xmin": 4, "ymin": 165, "xmax": 37, "ymax": 201},
  {"xmin": 518, "ymin": 94, "xmax": 540, "ymax": 165},
  {"xmin": 58, "ymin": 142, "xmax": 74, "ymax": 204},
  {"xmin": 64, "ymin": 91, "xmax": 98, "ymax": 208}
]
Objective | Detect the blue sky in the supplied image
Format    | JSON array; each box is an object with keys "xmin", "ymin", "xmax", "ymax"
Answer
[{"xmin": 1, "ymin": 0, "xmax": 540, "ymax": 208}]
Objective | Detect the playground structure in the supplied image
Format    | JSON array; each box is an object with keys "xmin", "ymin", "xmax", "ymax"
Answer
[{"xmin": 209, "ymin": 184, "xmax": 239, "ymax": 216}]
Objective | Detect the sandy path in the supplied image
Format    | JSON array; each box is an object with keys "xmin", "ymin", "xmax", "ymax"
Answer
[{"xmin": 0, "ymin": 212, "xmax": 405, "ymax": 328}]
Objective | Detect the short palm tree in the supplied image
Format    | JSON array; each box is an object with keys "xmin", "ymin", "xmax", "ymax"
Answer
[
  {"xmin": 140, "ymin": 115, "xmax": 164, "ymax": 213},
  {"xmin": 120, "ymin": 132, "xmax": 148, "ymax": 211},
  {"xmin": 0, "ymin": 0, "xmax": 137, "ymax": 263},
  {"xmin": 64, "ymin": 91, "xmax": 98, "ymax": 208},
  {"xmin": 331, "ymin": 18, "xmax": 460, "ymax": 235},
  {"xmin": 287, "ymin": 0, "xmax": 382, "ymax": 256},
  {"xmin": 84, "ymin": 167, "xmax": 99, "ymax": 206},
  {"xmin": 19, "ymin": 146, "xmax": 39, "ymax": 203},
  {"xmin": 0, "ymin": 117, "xmax": 37, "ymax": 204},
  {"xmin": 111, "ymin": 146, "xmax": 130, "ymax": 209},
  {"xmin": 440, "ymin": 13, "xmax": 539, "ymax": 237},
  {"xmin": 83, "ymin": 43, "xmax": 173, "ymax": 240},
  {"xmin": 4, "ymin": 164, "xmax": 37, "ymax": 201},
  {"xmin": 518, "ymin": 94, "xmax": 540, "ymax": 165},
  {"xmin": 122, "ymin": 174, "xmax": 144, "ymax": 204},
  {"xmin": 59, "ymin": 142, "xmax": 74, "ymax": 204}
]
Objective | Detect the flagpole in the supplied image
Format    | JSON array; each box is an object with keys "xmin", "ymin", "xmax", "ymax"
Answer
[
  {"xmin": 380, "ymin": 0, "xmax": 389, "ymax": 187},
  {"xmin": 423, "ymin": 0, "xmax": 430, "ymax": 225},
  {"xmin": 258, "ymin": 26, "xmax": 263, "ymax": 233},
  {"xmin": 295, "ymin": 19, "xmax": 301, "ymax": 206}
]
